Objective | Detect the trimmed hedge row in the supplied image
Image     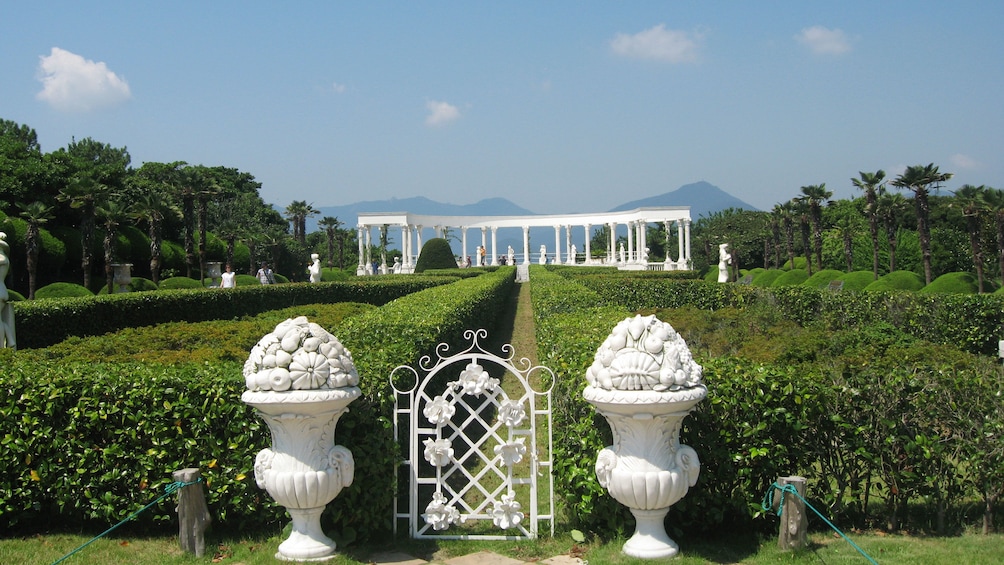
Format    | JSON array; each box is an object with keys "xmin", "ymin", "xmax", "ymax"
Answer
[
  {"xmin": 11, "ymin": 277, "xmax": 456, "ymax": 349},
  {"xmin": 0, "ymin": 268, "xmax": 517, "ymax": 537},
  {"xmin": 567, "ymin": 275, "xmax": 1004, "ymax": 356}
]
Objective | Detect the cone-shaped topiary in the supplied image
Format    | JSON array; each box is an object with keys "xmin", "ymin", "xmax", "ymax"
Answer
[{"xmin": 414, "ymin": 238, "xmax": 458, "ymax": 273}]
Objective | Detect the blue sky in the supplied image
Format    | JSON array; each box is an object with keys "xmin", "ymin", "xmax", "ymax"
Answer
[{"xmin": 2, "ymin": 1, "xmax": 1002, "ymax": 214}]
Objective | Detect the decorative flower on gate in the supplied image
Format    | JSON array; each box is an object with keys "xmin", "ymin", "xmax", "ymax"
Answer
[
  {"xmin": 494, "ymin": 437, "xmax": 527, "ymax": 466},
  {"xmin": 423, "ymin": 438, "xmax": 454, "ymax": 467},
  {"xmin": 498, "ymin": 399, "xmax": 526, "ymax": 427},
  {"xmin": 422, "ymin": 491, "xmax": 462, "ymax": 531},
  {"xmin": 491, "ymin": 493, "xmax": 524, "ymax": 530},
  {"xmin": 455, "ymin": 361, "xmax": 499, "ymax": 396},
  {"xmin": 423, "ymin": 396, "xmax": 455, "ymax": 426}
]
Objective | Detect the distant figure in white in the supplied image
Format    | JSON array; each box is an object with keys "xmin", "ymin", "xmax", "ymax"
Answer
[
  {"xmin": 392, "ymin": 256, "xmax": 402, "ymax": 274},
  {"xmin": 308, "ymin": 253, "xmax": 322, "ymax": 283},
  {"xmin": 539, "ymin": 244, "xmax": 547, "ymax": 265},
  {"xmin": 0, "ymin": 232, "xmax": 16, "ymax": 349},
  {"xmin": 618, "ymin": 243, "xmax": 625, "ymax": 264},
  {"xmin": 569, "ymin": 244, "xmax": 577, "ymax": 265},
  {"xmin": 717, "ymin": 243, "xmax": 732, "ymax": 283},
  {"xmin": 507, "ymin": 245, "xmax": 515, "ymax": 266}
]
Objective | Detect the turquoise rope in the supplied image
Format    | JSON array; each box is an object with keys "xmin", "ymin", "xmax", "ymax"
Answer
[
  {"xmin": 761, "ymin": 481, "xmax": 879, "ymax": 565},
  {"xmin": 51, "ymin": 478, "xmax": 203, "ymax": 565}
]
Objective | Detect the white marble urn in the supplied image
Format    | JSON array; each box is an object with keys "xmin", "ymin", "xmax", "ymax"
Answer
[
  {"xmin": 242, "ymin": 316, "xmax": 361, "ymax": 561},
  {"xmin": 583, "ymin": 315, "xmax": 707, "ymax": 559}
]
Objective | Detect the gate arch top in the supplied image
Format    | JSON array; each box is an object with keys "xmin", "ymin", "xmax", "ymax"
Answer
[{"xmin": 390, "ymin": 329, "xmax": 555, "ymax": 540}]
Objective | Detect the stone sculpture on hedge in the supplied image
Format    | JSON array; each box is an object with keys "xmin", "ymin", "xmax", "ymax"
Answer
[
  {"xmin": 308, "ymin": 254, "xmax": 322, "ymax": 283},
  {"xmin": 584, "ymin": 314, "xmax": 706, "ymax": 558},
  {"xmin": 717, "ymin": 243, "xmax": 731, "ymax": 283},
  {"xmin": 0, "ymin": 232, "xmax": 15, "ymax": 349},
  {"xmin": 242, "ymin": 316, "xmax": 360, "ymax": 561}
]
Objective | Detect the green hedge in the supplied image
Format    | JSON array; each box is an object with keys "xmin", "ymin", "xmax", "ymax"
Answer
[
  {"xmin": 0, "ymin": 268, "xmax": 517, "ymax": 537},
  {"xmin": 12, "ymin": 278, "xmax": 457, "ymax": 349}
]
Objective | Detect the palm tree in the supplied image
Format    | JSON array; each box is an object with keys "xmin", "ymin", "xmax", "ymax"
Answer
[
  {"xmin": 776, "ymin": 201, "xmax": 797, "ymax": 270},
  {"xmin": 790, "ymin": 198, "xmax": 813, "ymax": 275},
  {"xmin": 800, "ymin": 184, "xmax": 833, "ymax": 272},
  {"xmin": 16, "ymin": 201, "xmax": 54, "ymax": 299},
  {"xmin": 95, "ymin": 197, "xmax": 129, "ymax": 294},
  {"xmin": 852, "ymin": 170, "xmax": 886, "ymax": 280},
  {"xmin": 953, "ymin": 185, "xmax": 989, "ymax": 293},
  {"xmin": 195, "ymin": 173, "xmax": 222, "ymax": 285},
  {"xmin": 769, "ymin": 206, "xmax": 783, "ymax": 268},
  {"xmin": 876, "ymin": 190, "xmax": 907, "ymax": 273},
  {"xmin": 284, "ymin": 201, "xmax": 319, "ymax": 245},
  {"xmin": 58, "ymin": 173, "xmax": 108, "ymax": 289},
  {"xmin": 891, "ymin": 163, "xmax": 953, "ymax": 284},
  {"xmin": 129, "ymin": 188, "xmax": 180, "ymax": 285},
  {"xmin": 317, "ymin": 216, "xmax": 342, "ymax": 268},
  {"xmin": 980, "ymin": 188, "xmax": 1004, "ymax": 289},
  {"xmin": 176, "ymin": 166, "xmax": 201, "ymax": 279}
]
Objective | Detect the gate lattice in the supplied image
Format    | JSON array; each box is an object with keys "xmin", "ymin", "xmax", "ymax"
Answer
[{"xmin": 391, "ymin": 329, "xmax": 554, "ymax": 540}]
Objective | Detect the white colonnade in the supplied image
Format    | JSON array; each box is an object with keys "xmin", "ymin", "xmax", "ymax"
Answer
[{"xmin": 356, "ymin": 207, "xmax": 693, "ymax": 275}]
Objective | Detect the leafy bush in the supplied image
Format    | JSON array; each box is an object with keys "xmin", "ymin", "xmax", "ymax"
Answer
[
  {"xmin": 770, "ymin": 269, "xmax": 808, "ymax": 286},
  {"xmin": 414, "ymin": 238, "xmax": 458, "ymax": 272},
  {"xmin": 321, "ymin": 267, "xmax": 351, "ymax": 282},
  {"xmin": 235, "ymin": 274, "xmax": 260, "ymax": 286},
  {"xmin": 802, "ymin": 269, "xmax": 844, "ymax": 289},
  {"xmin": 865, "ymin": 270, "xmax": 924, "ymax": 292},
  {"xmin": 750, "ymin": 269, "xmax": 785, "ymax": 287},
  {"xmin": 96, "ymin": 277, "xmax": 159, "ymax": 294},
  {"xmin": 920, "ymin": 271, "xmax": 980, "ymax": 294},
  {"xmin": 159, "ymin": 276, "xmax": 203, "ymax": 290},
  {"xmin": 35, "ymin": 282, "xmax": 93, "ymax": 299},
  {"xmin": 836, "ymin": 270, "xmax": 876, "ymax": 291},
  {"xmin": 8, "ymin": 289, "xmax": 25, "ymax": 301}
]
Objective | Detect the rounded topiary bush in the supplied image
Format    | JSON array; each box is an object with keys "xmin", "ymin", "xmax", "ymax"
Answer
[
  {"xmin": 235, "ymin": 274, "xmax": 260, "ymax": 286},
  {"xmin": 803, "ymin": 269, "xmax": 844, "ymax": 289},
  {"xmin": 864, "ymin": 270, "xmax": 924, "ymax": 292},
  {"xmin": 8, "ymin": 289, "xmax": 25, "ymax": 301},
  {"xmin": 782, "ymin": 257, "xmax": 808, "ymax": 270},
  {"xmin": 35, "ymin": 282, "xmax": 93, "ymax": 299},
  {"xmin": 920, "ymin": 272, "xmax": 980, "ymax": 294},
  {"xmin": 751, "ymin": 269, "xmax": 785, "ymax": 287},
  {"xmin": 159, "ymin": 276, "xmax": 203, "ymax": 290},
  {"xmin": 96, "ymin": 276, "xmax": 159, "ymax": 294},
  {"xmin": 415, "ymin": 238, "xmax": 458, "ymax": 273},
  {"xmin": 771, "ymin": 269, "xmax": 808, "ymax": 287},
  {"xmin": 321, "ymin": 268, "xmax": 350, "ymax": 282},
  {"xmin": 836, "ymin": 270, "xmax": 877, "ymax": 291}
]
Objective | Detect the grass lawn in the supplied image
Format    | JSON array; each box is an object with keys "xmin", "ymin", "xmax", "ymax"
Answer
[{"xmin": 3, "ymin": 529, "xmax": 1004, "ymax": 564}]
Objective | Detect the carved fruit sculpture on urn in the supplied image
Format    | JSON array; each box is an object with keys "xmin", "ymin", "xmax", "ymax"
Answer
[
  {"xmin": 242, "ymin": 316, "xmax": 361, "ymax": 561},
  {"xmin": 583, "ymin": 314, "xmax": 707, "ymax": 559}
]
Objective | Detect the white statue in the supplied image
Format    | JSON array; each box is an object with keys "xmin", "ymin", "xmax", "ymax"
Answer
[
  {"xmin": 0, "ymin": 232, "xmax": 15, "ymax": 350},
  {"xmin": 570, "ymin": 244, "xmax": 577, "ymax": 265},
  {"xmin": 392, "ymin": 256, "xmax": 402, "ymax": 274},
  {"xmin": 243, "ymin": 317, "xmax": 361, "ymax": 560},
  {"xmin": 308, "ymin": 254, "xmax": 322, "ymax": 283},
  {"xmin": 538, "ymin": 244, "xmax": 547, "ymax": 265},
  {"xmin": 618, "ymin": 243, "xmax": 625, "ymax": 263},
  {"xmin": 584, "ymin": 315, "xmax": 706, "ymax": 558},
  {"xmin": 507, "ymin": 245, "xmax": 515, "ymax": 265},
  {"xmin": 717, "ymin": 243, "xmax": 732, "ymax": 283}
]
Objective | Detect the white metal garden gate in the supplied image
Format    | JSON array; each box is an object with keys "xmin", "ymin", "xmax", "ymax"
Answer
[{"xmin": 391, "ymin": 329, "xmax": 554, "ymax": 540}]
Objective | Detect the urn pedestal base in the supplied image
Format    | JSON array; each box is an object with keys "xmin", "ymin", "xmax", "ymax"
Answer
[
  {"xmin": 623, "ymin": 508, "xmax": 678, "ymax": 559},
  {"xmin": 276, "ymin": 507, "xmax": 337, "ymax": 562}
]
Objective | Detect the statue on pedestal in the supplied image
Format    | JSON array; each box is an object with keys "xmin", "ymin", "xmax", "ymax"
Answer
[
  {"xmin": 717, "ymin": 243, "xmax": 732, "ymax": 283},
  {"xmin": 0, "ymin": 233, "xmax": 15, "ymax": 350},
  {"xmin": 308, "ymin": 254, "xmax": 322, "ymax": 283}
]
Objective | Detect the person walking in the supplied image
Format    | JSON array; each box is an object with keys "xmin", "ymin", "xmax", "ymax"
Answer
[
  {"xmin": 221, "ymin": 264, "xmax": 236, "ymax": 288},
  {"xmin": 256, "ymin": 262, "xmax": 275, "ymax": 285}
]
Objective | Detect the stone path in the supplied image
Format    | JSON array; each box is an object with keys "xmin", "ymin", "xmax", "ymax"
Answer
[{"xmin": 369, "ymin": 550, "xmax": 584, "ymax": 565}]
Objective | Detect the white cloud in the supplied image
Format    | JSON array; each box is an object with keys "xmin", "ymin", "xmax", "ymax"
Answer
[
  {"xmin": 36, "ymin": 47, "xmax": 131, "ymax": 112},
  {"xmin": 950, "ymin": 153, "xmax": 979, "ymax": 170},
  {"xmin": 609, "ymin": 24, "xmax": 702, "ymax": 63},
  {"xmin": 425, "ymin": 100, "xmax": 461, "ymax": 127},
  {"xmin": 795, "ymin": 26, "xmax": 852, "ymax": 55}
]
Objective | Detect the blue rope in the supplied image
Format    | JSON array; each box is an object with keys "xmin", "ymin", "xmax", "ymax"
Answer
[
  {"xmin": 51, "ymin": 478, "xmax": 203, "ymax": 565},
  {"xmin": 761, "ymin": 481, "xmax": 878, "ymax": 564}
]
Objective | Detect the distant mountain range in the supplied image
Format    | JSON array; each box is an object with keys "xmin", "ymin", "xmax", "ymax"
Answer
[{"xmin": 306, "ymin": 181, "xmax": 757, "ymax": 232}]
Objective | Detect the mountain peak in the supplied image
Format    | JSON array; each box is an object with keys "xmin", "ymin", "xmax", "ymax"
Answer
[{"xmin": 609, "ymin": 181, "xmax": 758, "ymax": 218}]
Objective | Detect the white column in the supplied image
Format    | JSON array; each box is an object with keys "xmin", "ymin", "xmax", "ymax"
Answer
[
  {"xmin": 522, "ymin": 226, "xmax": 531, "ymax": 265},
  {"xmin": 416, "ymin": 225, "xmax": 424, "ymax": 256},
  {"xmin": 684, "ymin": 219, "xmax": 692, "ymax": 268},
  {"xmin": 664, "ymin": 221, "xmax": 673, "ymax": 264},
  {"xmin": 553, "ymin": 226, "xmax": 561, "ymax": 264},
  {"xmin": 400, "ymin": 225, "xmax": 408, "ymax": 269},
  {"xmin": 480, "ymin": 227, "xmax": 488, "ymax": 266},
  {"xmin": 356, "ymin": 226, "xmax": 366, "ymax": 274},
  {"xmin": 639, "ymin": 221, "xmax": 647, "ymax": 261},
  {"xmin": 565, "ymin": 225, "xmax": 573, "ymax": 264},
  {"xmin": 609, "ymin": 222, "xmax": 617, "ymax": 262},
  {"xmin": 461, "ymin": 227, "xmax": 468, "ymax": 266},
  {"xmin": 627, "ymin": 221, "xmax": 635, "ymax": 263},
  {"xmin": 584, "ymin": 224, "xmax": 592, "ymax": 264},
  {"xmin": 490, "ymin": 226, "xmax": 499, "ymax": 266},
  {"xmin": 677, "ymin": 220, "xmax": 685, "ymax": 268},
  {"xmin": 365, "ymin": 227, "xmax": 373, "ymax": 274}
]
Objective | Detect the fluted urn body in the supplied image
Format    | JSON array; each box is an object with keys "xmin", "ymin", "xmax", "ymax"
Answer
[
  {"xmin": 242, "ymin": 317, "xmax": 361, "ymax": 562},
  {"xmin": 584, "ymin": 315, "xmax": 707, "ymax": 559}
]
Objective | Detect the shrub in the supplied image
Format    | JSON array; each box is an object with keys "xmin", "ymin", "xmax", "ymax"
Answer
[
  {"xmin": 750, "ymin": 269, "xmax": 785, "ymax": 287},
  {"xmin": 414, "ymin": 238, "xmax": 458, "ymax": 272},
  {"xmin": 321, "ymin": 267, "xmax": 350, "ymax": 282},
  {"xmin": 836, "ymin": 270, "xmax": 877, "ymax": 291},
  {"xmin": 35, "ymin": 282, "xmax": 93, "ymax": 299},
  {"xmin": 770, "ymin": 269, "xmax": 808, "ymax": 287},
  {"xmin": 8, "ymin": 289, "xmax": 25, "ymax": 301},
  {"xmin": 920, "ymin": 271, "xmax": 980, "ymax": 294},
  {"xmin": 96, "ymin": 277, "xmax": 159, "ymax": 294},
  {"xmin": 159, "ymin": 276, "xmax": 204, "ymax": 290},
  {"xmin": 865, "ymin": 270, "xmax": 924, "ymax": 292},
  {"xmin": 802, "ymin": 269, "xmax": 844, "ymax": 289},
  {"xmin": 235, "ymin": 274, "xmax": 261, "ymax": 286}
]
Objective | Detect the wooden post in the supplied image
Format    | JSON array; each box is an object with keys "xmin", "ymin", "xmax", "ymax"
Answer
[
  {"xmin": 777, "ymin": 475, "xmax": 807, "ymax": 551},
  {"xmin": 173, "ymin": 468, "xmax": 211, "ymax": 557}
]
